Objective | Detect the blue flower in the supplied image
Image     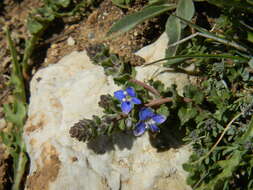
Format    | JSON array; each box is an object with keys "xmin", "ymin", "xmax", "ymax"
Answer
[
  {"xmin": 114, "ymin": 87, "xmax": 142, "ymax": 114},
  {"xmin": 133, "ymin": 107, "xmax": 166, "ymax": 136}
]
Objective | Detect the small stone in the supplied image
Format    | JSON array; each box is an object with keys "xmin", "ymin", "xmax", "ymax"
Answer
[{"xmin": 67, "ymin": 36, "xmax": 75, "ymax": 46}]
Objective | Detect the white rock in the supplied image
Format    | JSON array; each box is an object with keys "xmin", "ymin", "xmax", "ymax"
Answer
[
  {"xmin": 67, "ymin": 36, "xmax": 75, "ymax": 46},
  {"xmin": 24, "ymin": 33, "xmax": 192, "ymax": 190},
  {"xmin": 135, "ymin": 32, "xmax": 194, "ymax": 95}
]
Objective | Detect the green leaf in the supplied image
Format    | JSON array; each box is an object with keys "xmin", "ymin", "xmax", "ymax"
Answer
[
  {"xmin": 238, "ymin": 116, "xmax": 253, "ymax": 143},
  {"xmin": 27, "ymin": 18, "xmax": 45, "ymax": 35},
  {"xmin": 111, "ymin": 0, "xmax": 133, "ymax": 8},
  {"xmin": 0, "ymin": 131, "xmax": 14, "ymax": 147},
  {"xmin": 176, "ymin": 0, "xmax": 195, "ymax": 29},
  {"xmin": 107, "ymin": 4, "xmax": 176, "ymax": 36},
  {"xmin": 156, "ymin": 105, "xmax": 170, "ymax": 117},
  {"xmin": 249, "ymin": 58, "xmax": 253, "ymax": 69},
  {"xmin": 178, "ymin": 106, "xmax": 197, "ymax": 125},
  {"xmin": 118, "ymin": 119, "xmax": 126, "ymax": 130},
  {"xmin": 3, "ymin": 101, "xmax": 27, "ymax": 128},
  {"xmin": 145, "ymin": 53, "xmax": 248, "ymax": 67},
  {"xmin": 165, "ymin": 15, "xmax": 181, "ymax": 57},
  {"xmin": 175, "ymin": 0, "xmax": 195, "ymax": 32},
  {"xmin": 247, "ymin": 31, "xmax": 253, "ymax": 43},
  {"xmin": 54, "ymin": 0, "xmax": 71, "ymax": 7},
  {"xmin": 183, "ymin": 85, "xmax": 204, "ymax": 104},
  {"xmin": 165, "ymin": 0, "xmax": 194, "ymax": 61},
  {"xmin": 173, "ymin": 15, "xmax": 249, "ymax": 53}
]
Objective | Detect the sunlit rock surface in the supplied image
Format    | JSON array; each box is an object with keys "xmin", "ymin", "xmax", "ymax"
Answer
[{"xmin": 24, "ymin": 34, "xmax": 192, "ymax": 190}]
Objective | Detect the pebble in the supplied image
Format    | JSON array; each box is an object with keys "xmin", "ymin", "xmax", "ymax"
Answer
[{"xmin": 67, "ymin": 36, "xmax": 75, "ymax": 46}]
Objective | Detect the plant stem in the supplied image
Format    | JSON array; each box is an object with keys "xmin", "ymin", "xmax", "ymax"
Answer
[
  {"xmin": 12, "ymin": 141, "xmax": 28, "ymax": 190},
  {"xmin": 6, "ymin": 28, "xmax": 26, "ymax": 102},
  {"xmin": 22, "ymin": 35, "xmax": 39, "ymax": 80},
  {"xmin": 196, "ymin": 112, "xmax": 243, "ymax": 164},
  {"xmin": 145, "ymin": 97, "xmax": 192, "ymax": 107},
  {"xmin": 6, "ymin": 27, "xmax": 28, "ymax": 190},
  {"xmin": 129, "ymin": 79, "xmax": 161, "ymax": 96}
]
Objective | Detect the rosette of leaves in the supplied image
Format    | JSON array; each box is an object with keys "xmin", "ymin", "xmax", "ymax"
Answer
[{"xmin": 86, "ymin": 44, "xmax": 136, "ymax": 85}]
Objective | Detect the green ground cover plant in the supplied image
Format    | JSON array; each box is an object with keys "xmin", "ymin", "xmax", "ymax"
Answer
[
  {"xmin": 1, "ymin": 0, "xmax": 253, "ymax": 189},
  {"xmin": 70, "ymin": 0, "xmax": 253, "ymax": 189}
]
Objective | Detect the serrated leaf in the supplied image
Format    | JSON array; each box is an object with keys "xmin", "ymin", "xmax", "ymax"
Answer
[
  {"xmin": 178, "ymin": 106, "xmax": 198, "ymax": 125},
  {"xmin": 183, "ymin": 85, "xmax": 204, "ymax": 104},
  {"xmin": 156, "ymin": 105, "xmax": 170, "ymax": 117},
  {"xmin": 198, "ymin": 150, "xmax": 243, "ymax": 190},
  {"xmin": 107, "ymin": 4, "xmax": 176, "ymax": 36},
  {"xmin": 0, "ymin": 131, "xmax": 14, "ymax": 147},
  {"xmin": 3, "ymin": 101, "xmax": 27, "ymax": 127},
  {"xmin": 27, "ymin": 18, "xmax": 45, "ymax": 35}
]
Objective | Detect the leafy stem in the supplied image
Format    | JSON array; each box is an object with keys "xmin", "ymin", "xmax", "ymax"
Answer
[{"xmin": 195, "ymin": 112, "xmax": 243, "ymax": 164}]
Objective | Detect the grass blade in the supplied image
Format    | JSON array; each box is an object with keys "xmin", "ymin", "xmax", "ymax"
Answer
[
  {"xmin": 144, "ymin": 54, "xmax": 249, "ymax": 67},
  {"xmin": 107, "ymin": 4, "xmax": 176, "ymax": 36},
  {"xmin": 173, "ymin": 15, "xmax": 250, "ymax": 53}
]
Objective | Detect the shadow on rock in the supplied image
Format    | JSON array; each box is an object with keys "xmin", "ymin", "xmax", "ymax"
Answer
[
  {"xmin": 87, "ymin": 131, "xmax": 136, "ymax": 154},
  {"xmin": 149, "ymin": 118, "xmax": 186, "ymax": 152}
]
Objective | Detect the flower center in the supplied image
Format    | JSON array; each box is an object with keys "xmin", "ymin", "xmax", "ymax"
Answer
[
  {"xmin": 122, "ymin": 96, "xmax": 132, "ymax": 102},
  {"xmin": 145, "ymin": 119, "xmax": 155, "ymax": 128}
]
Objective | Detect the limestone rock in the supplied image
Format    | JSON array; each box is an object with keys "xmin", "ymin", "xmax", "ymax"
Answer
[
  {"xmin": 24, "ymin": 33, "xmax": 192, "ymax": 190},
  {"xmin": 135, "ymin": 32, "xmax": 194, "ymax": 95}
]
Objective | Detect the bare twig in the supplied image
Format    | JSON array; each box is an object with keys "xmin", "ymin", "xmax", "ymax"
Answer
[
  {"xmin": 129, "ymin": 79, "xmax": 161, "ymax": 97},
  {"xmin": 145, "ymin": 98, "xmax": 173, "ymax": 107},
  {"xmin": 145, "ymin": 97, "xmax": 192, "ymax": 107}
]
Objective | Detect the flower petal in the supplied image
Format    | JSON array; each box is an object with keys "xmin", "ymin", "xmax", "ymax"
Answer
[
  {"xmin": 131, "ymin": 97, "xmax": 142, "ymax": 104},
  {"xmin": 121, "ymin": 101, "xmax": 133, "ymax": 114},
  {"xmin": 125, "ymin": 87, "xmax": 136, "ymax": 97},
  {"xmin": 114, "ymin": 90, "xmax": 125, "ymax": 101},
  {"xmin": 149, "ymin": 124, "xmax": 160, "ymax": 133},
  {"xmin": 133, "ymin": 122, "xmax": 146, "ymax": 136},
  {"xmin": 139, "ymin": 108, "xmax": 154, "ymax": 121},
  {"xmin": 152, "ymin": 114, "xmax": 167, "ymax": 124}
]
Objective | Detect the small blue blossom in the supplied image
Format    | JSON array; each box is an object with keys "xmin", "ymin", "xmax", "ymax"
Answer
[
  {"xmin": 114, "ymin": 87, "xmax": 142, "ymax": 114},
  {"xmin": 133, "ymin": 107, "xmax": 166, "ymax": 136}
]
